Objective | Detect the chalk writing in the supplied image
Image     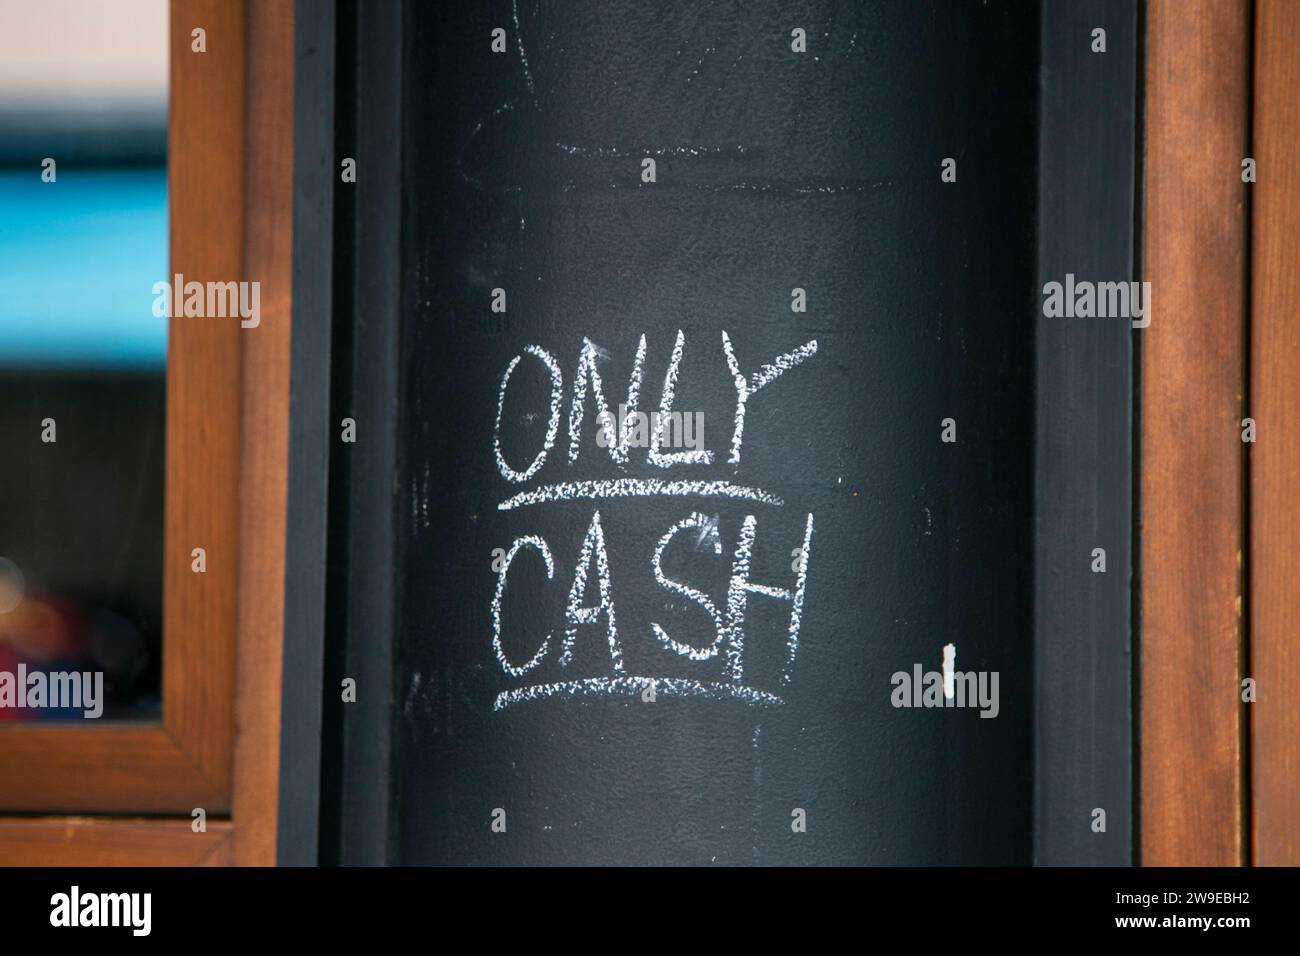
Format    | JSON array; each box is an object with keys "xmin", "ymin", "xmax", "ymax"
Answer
[
  {"xmin": 497, "ymin": 478, "xmax": 783, "ymax": 511},
  {"xmin": 651, "ymin": 513, "xmax": 725, "ymax": 661},
  {"xmin": 493, "ymin": 676, "xmax": 784, "ymax": 712},
  {"xmin": 568, "ymin": 335, "xmax": 646, "ymax": 466},
  {"xmin": 490, "ymin": 330, "xmax": 818, "ymax": 710},
  {"xmin": 494, "ymin": 345, "xmax": 563, "ymax": 483}
]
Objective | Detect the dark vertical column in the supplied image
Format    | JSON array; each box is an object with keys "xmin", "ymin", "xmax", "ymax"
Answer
[
  {"xmin": 395, "ymin": 1, "xmax": 1037, "ymax": 865},
  {"xmin": 1034, "ymin": 0, "xmax": 1137, "ymax": 865},
  {"xmin": 279, "ymin": 0, "xmax": 335, "ymax": 867},
  {"xmin": 317, "ymin": 0, "xmax": 404, "ymax": 868}
]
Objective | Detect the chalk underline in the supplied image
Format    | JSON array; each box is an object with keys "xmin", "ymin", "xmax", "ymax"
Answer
[
  {"xmin": 493, "ymin": 676, "xmax": 786, "ymax": 711},
  {"xmin": 497, "ymin": 478, "xmax": 784, "ymax": 511}
]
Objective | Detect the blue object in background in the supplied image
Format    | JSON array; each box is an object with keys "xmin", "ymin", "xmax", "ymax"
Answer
[{"xmin": 0, "ymin": 167, "xmax": 168, "ymax": 369}]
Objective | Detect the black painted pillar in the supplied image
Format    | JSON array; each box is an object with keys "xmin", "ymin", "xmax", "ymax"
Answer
[{"xmin": 394, "ymin": 1, "xmax": 1038, "ymax": 865}]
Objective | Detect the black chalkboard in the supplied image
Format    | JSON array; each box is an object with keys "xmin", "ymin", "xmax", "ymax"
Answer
[{"xmin": 391, "ymin": 0, "xmax": 1038, "ymax": 865}]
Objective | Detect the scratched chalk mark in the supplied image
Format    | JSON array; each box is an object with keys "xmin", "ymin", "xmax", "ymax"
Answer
[
  {"xmin": 563, "ymin": 179, "xmax": 892, "ymax": 196},
  {"xmin": 493, "ymin": 676, "xmax": 784, "ymax": 711},
  {"xmin": 555, "ymin": 143, "xmax": 748, "ymax": 159},
  {"xmin": 780, "ymin": 513, "xmax": 815, "ymax": 686},
  {"xmin": 694, "ymin": 513, "xmax": 721, "ymax": 551},
  {"xmin": 687, "ymin": 181, "xmax": 889, "ymax": 194},
  {"xmin": 511, "ymin": 0, "xmax": 535, "ymax": 99},
  {"xmin": 459, "ymin": 101, "xmax": 518, "ymax": 189},
  {"xmin": 942, "ymin": 643, "xmax": 956, "ymax": 700},
  {"xmin": 751, "ymin": 722, "xmax": 763, "ymax": 863},
  {"xmin": 497, "ymin": 478, "xmax": 785, "ymax": 511},
  {"xmin": 684, "ymin": 44, "xmax": 716, "ymax": 85}
]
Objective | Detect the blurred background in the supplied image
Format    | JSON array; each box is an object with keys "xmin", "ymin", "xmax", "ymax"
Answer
[{"xmin": 0, "ymin": 0, "xmax": 168, "ymax": 721}]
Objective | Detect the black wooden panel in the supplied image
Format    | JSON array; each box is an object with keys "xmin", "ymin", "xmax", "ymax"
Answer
[
  {"xmin": 317, "ymin": 0, "xmax": 404, "ymax": 868},
  {"xmin": 279, "ymin": 0, "xmax": 337, "ymax": 867},
  {"xmin": 1034, "ymin": 0, "xmax": 1136, "ymax": 866},
  {"xmin": 391, "ymin": 0, "xmax": 1038, "ymax": 865}
]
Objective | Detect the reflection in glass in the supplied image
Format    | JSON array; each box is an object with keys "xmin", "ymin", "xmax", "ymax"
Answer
[{"xmin": 0, "ymin": 0, "xmax": 168, "ymax": 721}]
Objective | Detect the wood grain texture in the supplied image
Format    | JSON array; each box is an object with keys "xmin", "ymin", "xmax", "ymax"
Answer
[
  {"xmin": 161, "ymin": 0, "xmax": 245, "ymax": 804},
  {"xmin": 0, "ymin": 818, "xmax": 233, "ymax": 866},
  {"xmin": 1141, "ymin": 0, "xmax": 1250, "ymax": 866},
  {"xmin": 232, "ymin": 0, "xmax": 294, "ymax": 867},
  {"xmin": 0, "ymin": 726, "xmax": 228, "ymax": 813},
  {"xmin": 0, "ymin": 0, "xmax": 245, "ymax": 815},
  {"xmin": 1250, "ymin": 0, "xmax": 1300, "ymax": 868}
]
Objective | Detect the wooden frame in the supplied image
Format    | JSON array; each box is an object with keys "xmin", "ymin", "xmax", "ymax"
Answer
[
  {"xmin": 231, "ymin": 0, "xmax": 294, "ymax": 868},
  {"xmin": 0, "ymin": 0, "xmax": 292, "ymax": 864},
  {"xmin": 0, "ymin": 0, "xmax": 244, "ymax": 816},
  {"xmin": 1249, "ymin": 0, "xmax": 1300, "ymax": 868},
  {"xmin": 1143, "ymin": 0, "xmax": 1300, "ymax": 869},
  {"xmin": 1140, "ymin": 0, "xmax": 1251, "ymax": 866},
  {"xmin": 0, "ymin": 818, "xmax": 234, "ymax": 866}
]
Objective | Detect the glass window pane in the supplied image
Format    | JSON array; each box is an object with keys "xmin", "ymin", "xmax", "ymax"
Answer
[{"xmin": 0, "ymin": 0, "xmax": 169, "ymax": 722}]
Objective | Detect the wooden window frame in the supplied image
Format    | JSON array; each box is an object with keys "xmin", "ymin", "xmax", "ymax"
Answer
[
  {"xmin": 1248, "ymin": 0, "xmax": 1300, "ymax": 868},
  {"xmin": 0, "ymin": 0, "xmax": 292, "ymax": 865},
  {"xmin": 1141, "ymin": 0, "xmax": 1251, "ymax": 867},
  {"xmin": 1142, "ymin": 0, "xmax": 1300, "ymax": 867}
]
